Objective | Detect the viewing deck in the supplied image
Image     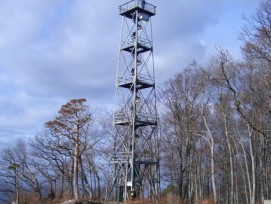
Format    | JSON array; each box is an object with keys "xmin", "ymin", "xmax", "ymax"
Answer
[
  {"xmin": 119, "ymin": 0, "xmax": 156, "ymax": 19},
  {"xmin": 118, "ymin": 74, "xmax": 154, "ymax": 90},
  {"xmin": 114, "ymin": 112, "xmax": 156, "ymax": 127}
]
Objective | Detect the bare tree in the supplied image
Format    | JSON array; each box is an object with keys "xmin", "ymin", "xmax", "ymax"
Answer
[{"xmin": 45, "ymin": 99, "xmax": 93, "ymax": 200}]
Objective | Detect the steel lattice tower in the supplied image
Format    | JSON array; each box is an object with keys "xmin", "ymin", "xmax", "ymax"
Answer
[{"xmin": 109, "ymin": 0, "xmax": 160, "ymax": 202}]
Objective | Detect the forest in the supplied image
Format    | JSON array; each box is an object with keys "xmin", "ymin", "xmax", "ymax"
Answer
[{"xmin": 0, "ymin": 1, "xmax": 271, "ymax": 204}]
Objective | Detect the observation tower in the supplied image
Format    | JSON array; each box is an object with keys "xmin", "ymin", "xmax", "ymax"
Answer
[{"xmin": 109, "ymin": 0, "xmax": 160, "ymax": 202}]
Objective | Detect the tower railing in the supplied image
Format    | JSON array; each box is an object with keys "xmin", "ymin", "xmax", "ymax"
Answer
[
  {"xmin": 114, "ymin": 112, "xmax": 156, "ymax": 126},
  {"xmin": 135, "ymin": 113, "xmax": 156, "ymax": 125},
  {"xmin": 110, "ymin": 152, "xmax": 132, "ymax": 164},
  {"xmin": 119, "ymin": 0, "xmax": 156, "ymax": 15},
  {"xmin": 114, "ymin": 112, "xmax": 131, "ymax": 125},
  {"xmin": 121, "ymin": 37, "xmax": 153, "ymax": 51},
  {"xmin": 118, "ymin": 74, "xmax": 154, "ymax": 87}
]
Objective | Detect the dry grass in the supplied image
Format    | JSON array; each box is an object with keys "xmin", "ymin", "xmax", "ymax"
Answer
[
  {"xmin": 201, "ymin": 199, "xmax": 216, "ymax": 204},
  {"xmin": 110, "ymin": 196, "xmax": 215, "ymax": 204},
  {"xmin": 18, "ymin": 193, "xmax": 215, "ymax": 204}
]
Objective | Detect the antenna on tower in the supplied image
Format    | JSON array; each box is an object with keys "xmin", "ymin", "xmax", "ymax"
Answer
[{"xmin": 108, "ymin": 0, "xmax": 160, "ymax": 202}]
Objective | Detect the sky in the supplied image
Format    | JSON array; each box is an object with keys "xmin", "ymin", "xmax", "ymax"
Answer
[{"xmin": 0, "ymin": 0, "xmax": 259, "ymax": 149}]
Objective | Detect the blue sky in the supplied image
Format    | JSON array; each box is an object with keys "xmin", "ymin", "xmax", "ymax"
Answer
[{"xmin": 0, "ymin": 0, "xmax": 259, "ymax": 148}]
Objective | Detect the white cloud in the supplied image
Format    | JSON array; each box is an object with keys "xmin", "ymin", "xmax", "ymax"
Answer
[{"xmin": 0, "ymin": 0, "xmax": 260, "ymax": 148}]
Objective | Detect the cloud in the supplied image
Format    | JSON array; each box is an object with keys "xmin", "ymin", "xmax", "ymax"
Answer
[
  {"xmin": 0, "ymin": 0, "xmax": 121, "ymax": 143},
  {"xmin": 153, "ymin": 0, "xmax": 259, "ymax": 82},
  {"xmin": 155, "ymin": 1, "xmax": 220, "ymax": 39},
  {"xmin": 1, "ymin": 0, "xmax": 119, "ymax": 98},
  {"xmin": 0, "ymin": 0, "xmax": 260, "ymax": 147},
  {"xmin": 152, "ymin": 0, "xmax": 225, "ymax": 82}
]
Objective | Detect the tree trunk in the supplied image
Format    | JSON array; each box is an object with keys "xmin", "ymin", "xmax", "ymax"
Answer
[
  {"xmin": 203, "ymin": 114, "xmax": 217, "ymax": 203},
  {"xmin": 259, "ymin": 156, "xmax": 264, "ymax": 203},
  {"xmin": 73, "ymin": 124, "xmax": 80, "ymax": 200},
  {"xmin": 15, "ymin": 168, "xmax": 19, "ymax": 204},
  {"xmin": 80, "ymin": 157, "xmax": 92, "ymax": 199},
  {"xmin": 233, "ymin": 125, "xmax": 249, "ymax": 204},
  {"xmin": 35, "ymin": 178, "xmax": 42, "ymax": 200},
  {"xmin": 264, "ymin": 140, "xmax": 269, "ymax": 199},
  {"xmin": 224, "ymin": 115, "xmax": 234, "ymax": 204},
  {"xmin": 95, "ymin": 170, "xmax": 101, "ymax": 199},
  {"xmin": 248, "ymin": 125, "xmax": 255, "ymax": 204},
  {"xmin": 236, "ymin": 122, "xmax": 254, "ymax": 204}
]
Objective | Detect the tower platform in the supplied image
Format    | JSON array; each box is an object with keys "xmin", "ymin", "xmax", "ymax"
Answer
[{"xmin": 119, "ymin": 0, "xmax": 156, "ymax": 19}]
